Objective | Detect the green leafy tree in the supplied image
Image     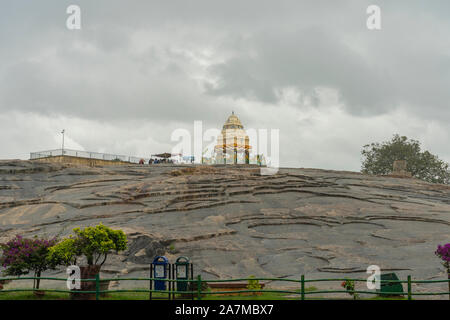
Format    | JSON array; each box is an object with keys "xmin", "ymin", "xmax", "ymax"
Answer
[
  {"xmin": 47, "ymin": 238, "xmax": 79, "ymax": 267},
  {"xmin": 47, "ymin": 224, "xmax": 127, "ymax": 268},
  {"xmin": 361, "ymin": 134, "xmax": 449, "ymax": 184}
]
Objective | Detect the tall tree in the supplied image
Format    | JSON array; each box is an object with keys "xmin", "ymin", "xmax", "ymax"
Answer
[{"xmin": 361, "ymin": 134, "xmax": 449, "ymax": 184}]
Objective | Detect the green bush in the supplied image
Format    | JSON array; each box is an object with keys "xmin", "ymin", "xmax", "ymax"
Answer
[
  {"xmin": 246, "ymin": 275, "xmax": 262, "ymax": 291},
  {"xmin": 341, "ymin": 279, "xmax": 359, "ymax": 300}
]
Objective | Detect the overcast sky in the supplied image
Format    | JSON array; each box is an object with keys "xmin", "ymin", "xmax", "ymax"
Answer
[{"xmin": 0, "ymin": 0, "xmax": 449, "ymax": 170}]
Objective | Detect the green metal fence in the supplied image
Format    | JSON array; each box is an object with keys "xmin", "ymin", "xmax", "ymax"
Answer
[{"xmin": 0, "ymin": 275, "xmax": 449, "ymax": 300}]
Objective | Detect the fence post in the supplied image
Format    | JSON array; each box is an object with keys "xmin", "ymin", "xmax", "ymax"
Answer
[
  {"xmin": 95, "ymin": 274, "xmax": 100, "ymax": 301},
  {"xmin": 197, "ymin": 275, "xmax": 202, "ymax": 300},
  {"xmin": 149, "ymin": 264, "xmax": 153, "ymax": 300},
  {"xmin": 447, "ymin": 271, "xmax": 450, "ymax": 300},
  {"xmin": 407, "ymin": 275, "xmax": 412, "ymax": 300},
  {"xmin": 301, "ymin": 275, "xmax": 305, "ymax": 301}
]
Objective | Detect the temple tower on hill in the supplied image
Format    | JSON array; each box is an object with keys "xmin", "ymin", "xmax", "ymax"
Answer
[{"xmin": 214, "ymin": 112, "xmax": 251, "ymax": 164}]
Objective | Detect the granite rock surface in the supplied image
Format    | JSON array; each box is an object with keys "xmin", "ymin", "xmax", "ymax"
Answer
[{"xmin": 0, "ymin": 160, "xmax": 449, "ymax": 295}]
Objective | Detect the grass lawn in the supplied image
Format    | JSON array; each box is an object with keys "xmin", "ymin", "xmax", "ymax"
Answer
[
  {"xmin": 203, "ymin": 292, "xmax": 300, "ymax": 300},
  {"xmin": 0, "ymin": 291, "xmax": 310, "ymax": 300},
  {"xmin": 0, "ymin": 287, "xmax": 321, "ymax": 300},
  {"xmin": 0, "ymin": 289, "xmax": 173, "ymax": 300},
  {"xmin": 0, "ymin": 291, "xmax": 69, "ymax": 300},
  {"xmin": 0, "ymin": 287, "xmax": 408, "ymax": 300}
]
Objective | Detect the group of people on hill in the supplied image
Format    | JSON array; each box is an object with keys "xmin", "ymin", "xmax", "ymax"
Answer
[
  {"xmin": 149, "ymin": 158, "xmax": 173, "ymax": 164},
  {"xmin": 138, "ymin": 158, "xmax": 174, "ymax": 165}
]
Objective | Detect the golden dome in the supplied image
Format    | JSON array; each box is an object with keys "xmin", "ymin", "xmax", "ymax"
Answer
[
  {"xmin": 222, "ymin": 111, "xmax": 244, "ymax": 130},
  {"xmin": 212, "ymin": 111, "xmax": 253, "ymax": 164},
  {"xmin": 214, "ymin": 112, "xmax": 251, "ymax": 152}
]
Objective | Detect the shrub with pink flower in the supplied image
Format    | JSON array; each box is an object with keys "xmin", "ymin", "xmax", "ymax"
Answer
[
  {"xmin": 0, "ymin": 235, "xmax": 58, "ymax": 290},
  {"xmin": 435, "ymin": 243, "xmax": 450, "ymax": 270},
  {"xmin": 341, "ymin": 279, "xmax": 359, "ymax": 300},
  {"xmin": 435, "ymin": 243, "xmax": 450, "ymax": 298}
]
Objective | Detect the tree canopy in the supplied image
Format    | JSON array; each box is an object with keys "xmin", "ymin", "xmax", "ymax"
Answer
[
  {"xmin": 47, "ymin": 223, "xmax": 127, "ymax": 267},
  {"xmin": 361, "ymin": 134, "xmax": 449, "ymax": 184}
]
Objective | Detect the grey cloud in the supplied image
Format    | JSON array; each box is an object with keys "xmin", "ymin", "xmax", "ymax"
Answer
[
  {"xmin": 3, "ymin": 0, "xmax": 448, "ymax": 122},
  {"xmin": 0, "ymin": 0, "xmax": 448, "ymax": 168},
  {"xmin": 206, "ymin": 27, "xmax": 397, "ymax": 115},
  {"xmin": 206, "ymin": 21, "xmax": 450, "ymax": 120},
  {"xmin": 0, "ymin": 41, "xmax": 220, "ymax": 123}
]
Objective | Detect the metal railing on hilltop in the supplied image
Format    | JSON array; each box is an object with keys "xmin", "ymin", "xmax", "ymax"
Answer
[{"xmin": 30, "ymin": 149, "xmax": 149, "ymax": 164}]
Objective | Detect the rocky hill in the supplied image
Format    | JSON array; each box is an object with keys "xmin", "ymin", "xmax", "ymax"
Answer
[{"xmin": 0, "ymin": 160, "xmax": 449, "ymax": 294}]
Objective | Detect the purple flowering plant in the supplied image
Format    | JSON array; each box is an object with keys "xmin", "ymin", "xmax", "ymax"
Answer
[
  {"xmin": 0, "ymin": 235, "xmax": 58, "ymax": 290},
  {"xmin": 435, "ymin": 243, "xmax": 450, "ymax": 270},
  {"xmin": 435, "ymin": 243, "xmax": 450, "ymax": 298}
]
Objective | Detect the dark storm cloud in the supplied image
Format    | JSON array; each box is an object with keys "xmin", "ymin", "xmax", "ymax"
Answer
[
  {"xmin": 1, "ymin": 0, "xmax": 448, "ymax": 122},
  {"xmin": 205, "ymin": 27, "xmax": 397, "ymax": 115},
  {"xmin": 0, "ymin": 50, "xmax": 216, "ymax": 122},
  {"xmin": 203, "ymin": 2, "xmax": 450, "ymax": 119},
  {"xmin": 0, "ymin": 0, "xmax": 359, "ymax": 122}
]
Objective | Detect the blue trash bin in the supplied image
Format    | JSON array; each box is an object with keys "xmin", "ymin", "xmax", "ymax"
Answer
[{"xmin": 152, "ymin": 256, "xmax": 169, "ymax": 291}]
